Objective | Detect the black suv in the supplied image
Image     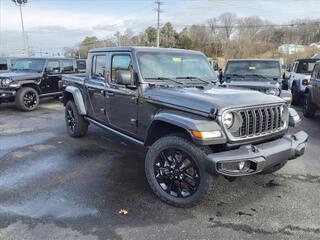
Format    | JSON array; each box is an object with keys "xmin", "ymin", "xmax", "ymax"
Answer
[
  {"xmin": 62, "ymin": 47, "xmax": 307, "ymax": 207},
  {"xmin": 304, "ymin": 60, "xmax": 320, "ymax": 118},
  {"xmin": 0, "ymin": 57, "xmax": 79, "ymax": 111},
  {"xmin": 219, "ymin": 59, "xmax": 292, "ymax": 104}
]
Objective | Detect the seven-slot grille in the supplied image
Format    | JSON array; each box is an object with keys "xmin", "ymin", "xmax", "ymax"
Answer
[{"xmin": 229, "ymin": 105, "xmax": 285, "ymax": 139}]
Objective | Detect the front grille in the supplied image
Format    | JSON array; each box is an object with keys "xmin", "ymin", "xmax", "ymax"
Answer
[{"xmin": 226, "ymin": 105, "xmax": 286, "ymax": 140}]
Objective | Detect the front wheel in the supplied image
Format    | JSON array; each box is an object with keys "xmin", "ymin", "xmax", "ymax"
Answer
[
  {"xmin": 65, "ymin": 101, "xmax": 88, "ymax": 137},
  {"xmin": 145, "ymin": 135, "xmax": 211, "ymax": 208},
  {"xmin": 303, "ymin": 93, "xmax": 317, "ymax": 118},
  {"xmin": 15, "ymin": 87, "xmax": 39, "ymax": 111}
]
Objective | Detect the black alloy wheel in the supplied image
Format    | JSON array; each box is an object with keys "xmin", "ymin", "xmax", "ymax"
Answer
[
  {"xmin": 154, "ymin": 148, "xmax": 200, "ymax": 198},
  {"xmin": 23, "ymin": 91, "xmax": 38, "ymax": 109},
  {"xmin": 66, "ymin": 107, "xmax": 76, "ymax": 134}
]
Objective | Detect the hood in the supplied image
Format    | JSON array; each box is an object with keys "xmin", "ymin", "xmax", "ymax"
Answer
[
  {"xmin": 224, "ymin": 80, "xmax": 280, "ymax": 92},
  {"xmin": 295, "ymin": 73, "xmax": 311, "ymax": 80},
  {"xmin": 0, "ymin": 71, "xmax": 42, "ymax": 81},
  {"xmin": 144, "ymin": 86, "xmax": 285, "ymax": 115}
]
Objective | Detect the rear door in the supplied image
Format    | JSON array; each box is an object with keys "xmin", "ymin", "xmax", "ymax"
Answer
[
  {"xmin": 85, "ymin": 54, "xmax": 108, "ymax": 123},
  {"xmin": 105, "ymin": 52, "xmax": 138, "ymax": 135}
]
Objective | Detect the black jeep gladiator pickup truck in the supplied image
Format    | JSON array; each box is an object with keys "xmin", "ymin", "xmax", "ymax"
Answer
[
  {"xmin": 0, "ymin": 57, "xmax": 79, "ymax": 111},
  {"xmin": 220, "ymin": 59, "xmax": 292, "ymax": 105},
  {"xmin": 62, "ymin": 47, "xmax": 308, "ymax": 207}
]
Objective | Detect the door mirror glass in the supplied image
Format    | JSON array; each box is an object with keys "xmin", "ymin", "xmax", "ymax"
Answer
[{"xmin": 116, "ymin": 70, "xmax": 132, "ymax": 85}]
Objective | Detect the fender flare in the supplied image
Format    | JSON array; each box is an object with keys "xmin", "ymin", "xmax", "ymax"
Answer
[
  {"xmin": 146, "ymin": 110, "xmax": 226, "ymax": 145},
  {"xmin": 64, "ymin": 86, "xmax": 87, "ymax": 115}
]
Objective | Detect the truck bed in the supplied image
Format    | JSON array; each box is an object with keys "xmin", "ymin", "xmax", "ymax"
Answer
[{"xmin": 62, "ymin": 73, "xmax": 86, "ymax": 84}]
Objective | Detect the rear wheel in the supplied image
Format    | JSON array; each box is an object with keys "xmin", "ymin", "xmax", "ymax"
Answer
[
  {"xmin": 303, "ymin": 93, "xmax": 317, "ymax": 118},
  {"xmin": 145, "ymin": 135, "xmax": 212, "ymax": 208},
  {"xmin": 65, "ymin": 101, "xmax": 88, "ymax": 137},
  {"xmin": 15, "ymin": 87, "xmax": 39, "ymax": 111}
]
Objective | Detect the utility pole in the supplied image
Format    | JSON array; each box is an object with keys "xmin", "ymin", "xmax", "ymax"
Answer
[
  {"xmin": 155, "ymin": 1, "xmax": 162, "ymax": 48},
  {"xmin": 12, "ymin": 0, "xmax": 29, "ymax": 57}
]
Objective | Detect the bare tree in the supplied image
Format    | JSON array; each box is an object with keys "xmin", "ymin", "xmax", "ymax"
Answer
[{"xmin": 219, "ymin": 12, "xmax": 237, "ymax": 41}]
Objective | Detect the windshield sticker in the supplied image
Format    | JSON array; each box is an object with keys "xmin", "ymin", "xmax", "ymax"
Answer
[
  {"xmin": 249, "ymin": 66, "xmax": 256, "ymax": 70},
  {"xmin": 172, "ymin": 57, "xmax": 182, "ymax": 62},
  {"xmin": 28, "ymin": 61, "xmax": 33, "ymax": 64}
]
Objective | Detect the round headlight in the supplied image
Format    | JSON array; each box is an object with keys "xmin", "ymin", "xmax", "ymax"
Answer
[
  {"xmin": 266, "ymin": 89, "xmax": 279, "ymax": 96},
  {"xmin": 223, "ymin": 112, "xmax": 234, "ymax": 129},
  {"xmin": 1, "ymin": 78, "xmax": 12, "ymax": 88}
]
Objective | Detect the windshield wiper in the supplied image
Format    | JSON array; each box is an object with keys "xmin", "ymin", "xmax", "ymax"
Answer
[
  {"xmin": 176, "ymin": 76, "xmax": 210, "ymax": 84},
  {"xmin": 226, "ymin": 74, "xmax": 245, "ymax": 79},
  {"xmin": 145, "ymin": 77, "xmax": 184, "ymax": 85},
  {"xmin": 245, "ymin": 74, "xmax": 269, "ymax": 79}
]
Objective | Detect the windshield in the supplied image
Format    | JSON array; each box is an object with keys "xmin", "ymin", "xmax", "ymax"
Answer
[
  {"xmin": 137, "ymin": 51, "xmax": 216, "ymax": 83},
  {"xmin": 297, "ymin": 61, "xmax": 317, "ymax": 74},
  {"xmin": 225, "ymin": 60, "xmax": 281, "ymax": 78},
  {"xmin": 12, "ymin": 59, "xmax": 45, "ymax": 72}
]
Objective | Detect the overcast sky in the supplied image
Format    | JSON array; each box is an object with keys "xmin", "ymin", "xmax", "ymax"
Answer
[{"xmin": 0, "ymin": 0, "xmax": 319, "ymax": 56}]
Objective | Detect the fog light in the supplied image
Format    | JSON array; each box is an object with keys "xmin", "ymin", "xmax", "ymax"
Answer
[
  {"xmin": 238, "ymin": 161, "xmax": 245, "ymax": 170},
  {"xmin": 219, "ymin": 160, "xmax": 252, "ymax": 173}
]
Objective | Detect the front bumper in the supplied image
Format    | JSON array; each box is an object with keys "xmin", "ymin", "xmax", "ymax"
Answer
[
  {"xmin": 206, "ymin": 131, "xmax": 308, "ymax": 177},
  {"xmin": 0, "ymin": 89, "xmax": 16, "ymax": 101}
]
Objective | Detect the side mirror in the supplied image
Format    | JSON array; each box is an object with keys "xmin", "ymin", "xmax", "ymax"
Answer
[
  {"xmin": 46, "ymin": 66, "xmax": 53, "ymax": 73},
  {"xmin": 116, "ymin": 70, "xmax": 133, "ymax": 86}
]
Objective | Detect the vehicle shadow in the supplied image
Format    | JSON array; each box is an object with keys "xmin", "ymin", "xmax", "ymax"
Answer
[{"xmin": 0, "ymin": 103, "xmax": 299, "ymax": 239}]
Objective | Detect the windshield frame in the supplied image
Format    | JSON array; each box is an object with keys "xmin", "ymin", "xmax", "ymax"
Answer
[
  {"xmin": 224, "ymin": 60, "xmax": 281, "ymax": 79},
  {"xmin": 135, "ymin": 50, "xmax": 217, "ymax": 85},
  {"xmin": 11, "ymin": 58, "xmax": 46, "ymax": 73}
]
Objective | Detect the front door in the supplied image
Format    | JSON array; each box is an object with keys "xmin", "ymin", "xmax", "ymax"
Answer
[
  {"xmin": 105, "ymin": 53, "xmax": 138, "ymax": 135},
  {"xmin": 85, "ymin": 54, "xmax": 108, "ymax": 123},
  {"xmin": 41, "ymin": 60, "xmax": 61, "ymax": 94}
]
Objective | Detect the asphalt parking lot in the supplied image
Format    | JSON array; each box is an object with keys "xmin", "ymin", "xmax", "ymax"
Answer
[{"xmin": 0, "ymin": 99, "xmax": 320, "ymax": 240}]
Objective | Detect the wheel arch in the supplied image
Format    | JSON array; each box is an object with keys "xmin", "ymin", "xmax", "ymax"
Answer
[
  {"xmin": 20, "ymin": 82, "xmax": 41, "ymax": 94},
  {"xmin": 63, "ymin": 86, "xmax": 86, "ymax": 115},
  {"xmin": 144, "ymin": 110, "xmax": 225, "ymax": 146}
]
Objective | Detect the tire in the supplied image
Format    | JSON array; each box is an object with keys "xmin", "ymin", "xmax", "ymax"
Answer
[
  {"xmin": 260, "ymin": 160, "xmax": 288, "ymax": 174},
  {"xmin": 15, "ymin": 87, "xmax": 39, "ymax": 111},
  {"xmin": 291, "ymin": 84, "xmax": 300, "ymax": 106},
  {"xmin": 303, "ymin": 93, "xmax": 317, "ymax": 118},
  {"xmin": 65, "ymin": 101, "xmax": 88, "ymax": 138},
  {"xmin": 145, "ymin": 135, "xmax": 212, "ymax": 208}
]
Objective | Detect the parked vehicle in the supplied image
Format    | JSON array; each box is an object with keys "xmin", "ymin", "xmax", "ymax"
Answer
[
  {"xmin": 62, "ymin": 47, "xmax": 307, "ymax": 207},
  {"xmin": 0, "ymin": 58, "xmax": 15, "ymax": 72},
  {"xmin": 288, "ymin": 58, "xmax": 320, "ymax": 105},
  {"xmin": 76, "ymin": 59, "xmax": 87, "ymax": 73},
  {"xmin": 0, "ymin": 57, "xmax": 78, "ymax": 111},
  {"xmin": 304, "ymin": 60, "xmax": 320, "ymax": 118},
  {"xmin": 219, "ymin": 59, "xmax": 292, "ymax": 104}
]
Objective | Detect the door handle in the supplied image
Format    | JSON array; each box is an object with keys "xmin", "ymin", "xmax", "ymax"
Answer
[{"xmin": 105, "ymin": 91, "xmax": 114, "ymax": 96}]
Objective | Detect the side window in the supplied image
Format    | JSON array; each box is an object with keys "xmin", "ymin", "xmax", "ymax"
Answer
[
  {"xmin": 311, "ymin": 64, "xmax": 318, "ymax": 79},
  {"xmin": 47, "ymin": 60, "xmax": 60, "ymax": 73},
  {"xmin": 62, "ymin": 60, "xmax": 74, "ymax": 72},
  {"xmin": 111, "ymin": 54, "xmax": 132, "ymax": 85},
  {"xmin": 91, "ymin": 55, "xmax": 107, "ymax": 80},
  {"xmin": 293, "ymin": 63, "xmax": 298, "ymax": 72},
  {"xmin": 317, "ymin": 65, "xmax": 320, "ymax": 79},
  {"xmin": 77, "ymin": 60, "xmax": 86, "ymax": 71}
]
